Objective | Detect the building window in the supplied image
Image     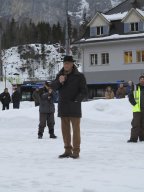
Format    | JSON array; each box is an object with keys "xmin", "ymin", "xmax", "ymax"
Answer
[
  {"xmin": 136, "ymin": 50, "xmax": 144, "ymax": 62},
  {"xmin": 90, "ymin": 54, "xmax": 98, "ymax": 65},
  {"xmin": 90, "ymin": 27, "xmax": 96, "ymax": 37},
  {"xmin": 124, "ymin": 51, "xmax": 133, "ymax": 64},
  {"xmin": 101, "ymin": 53, "xmax": 109, "ymax": 64},
  {"xmin": 130, "ymin": 22, "xmax": 138, "ymax": 32},
  {"xmin": 97, "ymin": 26, "xmax": 103, "ymax": 36}
]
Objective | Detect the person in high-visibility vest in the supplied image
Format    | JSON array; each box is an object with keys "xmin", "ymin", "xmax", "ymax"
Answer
[{"xmin": 128, "ymin": 75, "xmax": 144, "ymax": 142}]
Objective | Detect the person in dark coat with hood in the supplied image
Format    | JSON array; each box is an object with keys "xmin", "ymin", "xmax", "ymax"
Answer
[
  {"xmin": 38, "ymin": 82, "xmax": 57, "ymax": 139},
  {"xmin": 128, "ymin": 75, "xmax": 144, "ymax": 143},
  {"xmin": 0, "ymin": 88, "xmax": 11, "ymax": 110},
  {"xmin": 11, "ymin": 87, "xmax": 21, "ymax": 109},
  {"xmin": 51, "ymin": 55, "xmax": 87, "ymax": 159}
]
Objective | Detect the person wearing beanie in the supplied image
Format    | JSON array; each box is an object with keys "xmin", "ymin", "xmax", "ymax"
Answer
[
  {"xmin": 51, "ymin": 55, "xmax": 87, "ymax": 159},
  {"xmin": 127, "ymin": 75, "xmax": 144, "ymax": 142}
]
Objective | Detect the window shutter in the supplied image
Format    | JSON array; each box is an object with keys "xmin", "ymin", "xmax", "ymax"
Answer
[
  {"xmin": 103, "ymin": 25, "xmax": 109, "ymax": 35},
  {"xmin": 138, "ymin": 21, "xmax": 144, "ymax": 32},
  {"xmin": 90, "ymin": 27, "xmax": 96, "ymax": 37},
  {"xmin": 124, "ymin": 23, "xmax": 130, "ymax": 33}
]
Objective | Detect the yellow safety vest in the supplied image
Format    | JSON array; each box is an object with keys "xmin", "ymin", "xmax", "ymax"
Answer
[{"xmin": 132, "ymin": 86, "xmax": 141, "ymax": 112}]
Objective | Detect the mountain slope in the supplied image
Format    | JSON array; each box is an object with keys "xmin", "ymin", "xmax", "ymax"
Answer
[{"xmin": 0, "ymin": 0, "xmax": 113, "ymax": 24}]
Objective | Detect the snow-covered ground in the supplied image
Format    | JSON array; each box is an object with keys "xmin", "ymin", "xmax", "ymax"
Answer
[{"xmin": 1, "ymin": 91, "xmax": 144, "ymax": 192}]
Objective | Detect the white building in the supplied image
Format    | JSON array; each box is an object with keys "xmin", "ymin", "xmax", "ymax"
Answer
[{"xmin": 74, "ymin": 0, "xmax": 144, "ymax": 98}]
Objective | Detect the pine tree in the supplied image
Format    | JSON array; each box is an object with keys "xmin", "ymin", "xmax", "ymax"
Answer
[
  {"xmin": 79, "ymin": 10, "xmax": 90, "ymax": 38},
  {"xmin": 68, "ymin": 16, "xmax": 72, "ymax": 43}
]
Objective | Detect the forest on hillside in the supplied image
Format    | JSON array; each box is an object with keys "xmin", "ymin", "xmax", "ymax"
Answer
[{"xmin": 1, "ymin": 16, "xmax": 88, "ymax": 50}]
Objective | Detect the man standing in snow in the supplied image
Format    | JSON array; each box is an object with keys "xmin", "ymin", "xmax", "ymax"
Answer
[
  {"xmin": 0, "ymin": 88, "xmax": 11, "ymax": 110},
  {"xmin": 11, "ymin": 87, "xmax": 21, "ymax": 109},
  {"xmin": 51, "ymin": 55, "xmax": 87, "ymax": 159},
  {"xmin": 128, "ymin": 75, "xmax": 144, "ymax": 143}
]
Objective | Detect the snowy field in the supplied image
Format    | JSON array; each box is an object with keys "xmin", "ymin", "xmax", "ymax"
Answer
[{"xmin": 1, "ymin": 96, "xmax": 144, "ymax": 192}]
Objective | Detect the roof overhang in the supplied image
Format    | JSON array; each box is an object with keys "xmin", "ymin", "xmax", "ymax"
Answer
[{"xmin": 73, "ymin": 34, "xmax": 144, "ymax": 46}]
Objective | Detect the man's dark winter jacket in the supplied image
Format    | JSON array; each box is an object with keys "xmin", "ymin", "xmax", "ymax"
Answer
[
  {"xmin": 128, "ymin": 83, "xmax": 144, "ymax": 110},
  {"xmin": 39, "ymin": 87, "xmax": 55, "ymax": 114},
  {"xmin": 0, "ymin": 92, "xmax": 11, "ymax": 104},
  {"xmin": 12, "ymin": 90, "xmax": 21, "ymax": 104},
  {"xmin": 51, "ymin": 65, "xmax": 87, "ymax": 117}
]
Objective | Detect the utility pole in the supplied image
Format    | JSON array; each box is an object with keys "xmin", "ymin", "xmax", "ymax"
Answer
[
  {"xmin": 48, "ymin": 0, "xmax": 50, "ymax": 24},
  {"xmin": 0, "ymin": 20, "xmax": 3, "ymax": 81},
  {"xmin": 4, "ymin": 66, "xmax": 6, "ymax": 88},
  {"xmin": 65, "ymin": 0, "xmax": 70, "ymax": 55}
]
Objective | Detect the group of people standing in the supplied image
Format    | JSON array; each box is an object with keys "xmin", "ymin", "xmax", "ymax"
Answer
[
  {"xmin": 1, "ymin": 55, "xmax": 144, "ymax": 159},
  {"xmin": 0, "ymin": 87, "xmax": 21, "ymax": 110},
  {"xmin": 0, "ymin": 55, "xmax": 87, "ymax": 159},
  {"xmin": 104, "ymin": 81, "xmax": 133, "ymax": 99},
  {"xmin": 33, "ymin": 55, "xmax": 87, "ymax": 159}
]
